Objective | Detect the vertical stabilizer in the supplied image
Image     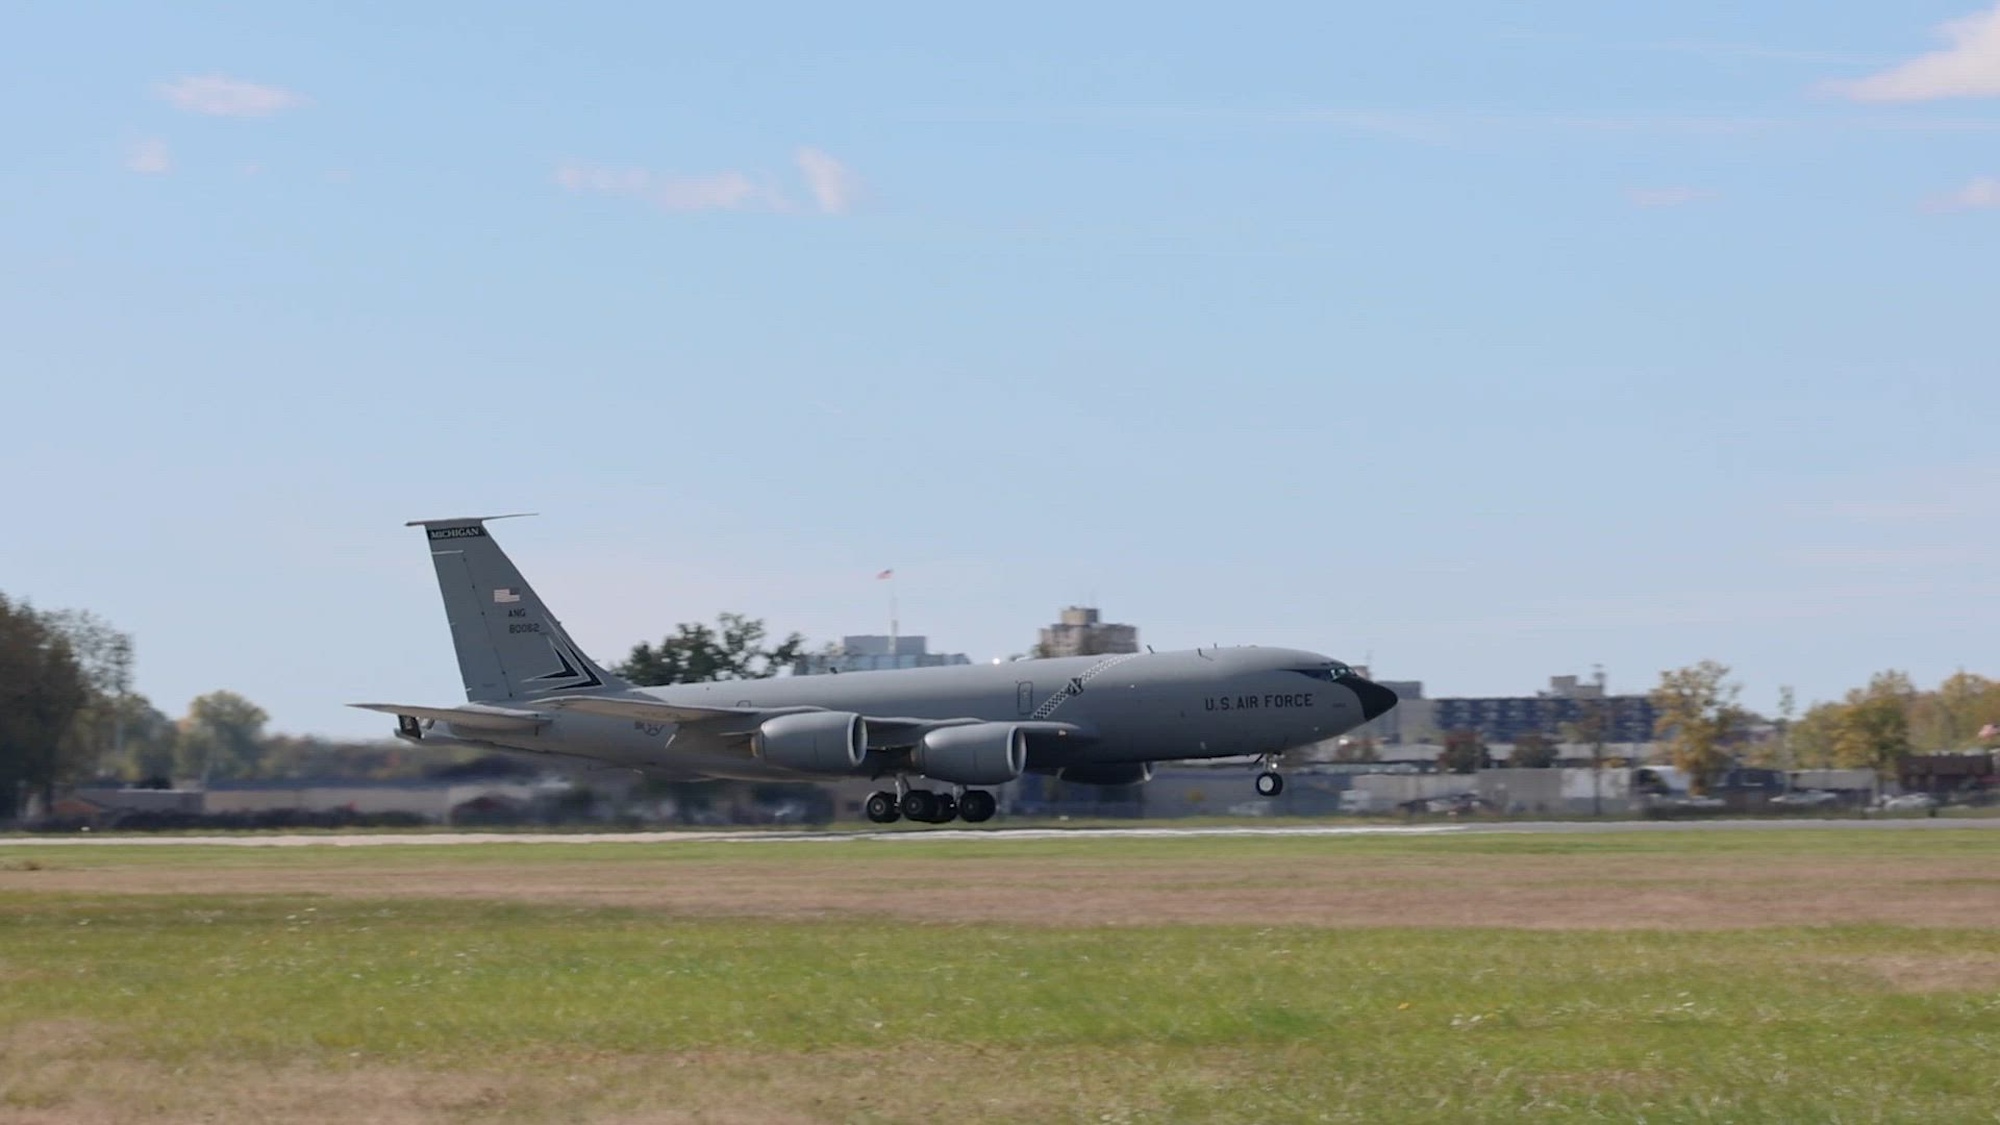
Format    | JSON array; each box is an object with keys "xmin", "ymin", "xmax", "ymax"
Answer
[{"xmin": 409, "ymin": 516, "xmax": 628, "ymax": 702}]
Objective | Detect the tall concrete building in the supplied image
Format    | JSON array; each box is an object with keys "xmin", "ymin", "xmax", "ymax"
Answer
[{"xmin": 1036, "ymin": 607, "xmax": 1138, "ymax": 658}]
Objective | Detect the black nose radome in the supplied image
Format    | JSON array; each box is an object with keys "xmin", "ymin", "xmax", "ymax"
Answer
[{"xmin": 1350, "ymin": 678, "xmax": 1399, "ymax": 721}]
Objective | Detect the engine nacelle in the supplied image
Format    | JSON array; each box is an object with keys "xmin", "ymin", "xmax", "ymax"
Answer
[
  {"xmin": 911, "ymin": 723, "xmax": 1028, "ymax": 786},
  {"xmin": 1056, "ymin": 762, "xmax": 1154, "ymax": 787},
  {"xmin": 753, "ymin": 711, "xmax": 867, "ymax": 774}
]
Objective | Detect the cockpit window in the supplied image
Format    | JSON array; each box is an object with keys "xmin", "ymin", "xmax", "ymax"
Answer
[{"xmin": 1290, "ymin": 663, "xmax": 1358, "ymax": 683}]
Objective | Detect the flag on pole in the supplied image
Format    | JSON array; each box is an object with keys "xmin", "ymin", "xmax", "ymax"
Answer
[{"xmin": 876, "ymin": 569, "xmax": 894, "ymax": 580}]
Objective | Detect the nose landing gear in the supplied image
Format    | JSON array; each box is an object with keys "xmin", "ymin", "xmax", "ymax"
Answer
[{"xmin": 1254, "ymin": 756, "xmax": 1286, "ymax": 798}]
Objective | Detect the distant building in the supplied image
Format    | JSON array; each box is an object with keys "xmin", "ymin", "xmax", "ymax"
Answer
[
  {"xmin": 1036, "ymin": 607, "xmax": 1138, "ymax": 658},
  {"xmin": 1427, "ymin": 674, "xmax": 1657, "ymax": 745},
  {"xmin": 793, "ymin": 635, "xmax": 973, "ymax": 675}
]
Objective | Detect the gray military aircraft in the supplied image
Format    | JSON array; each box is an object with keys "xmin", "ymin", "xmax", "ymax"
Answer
[{"xmin": 355, "ymin": 516, "xmax": 1397, "ymax": 824}]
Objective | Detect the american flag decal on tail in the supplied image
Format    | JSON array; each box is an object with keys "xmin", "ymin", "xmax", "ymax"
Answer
[{"xmin": 493, "ymin": 588, "xmax": 521, "ymax": 604}]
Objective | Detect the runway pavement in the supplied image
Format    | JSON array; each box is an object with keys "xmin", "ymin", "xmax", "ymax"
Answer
[{"xmin": 1, "ymin": 816, "xmax": 1994, "ymax": 847}]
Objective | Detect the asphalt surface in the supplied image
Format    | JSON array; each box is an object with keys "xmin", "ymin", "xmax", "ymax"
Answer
[{"xmin": 1, "ymin": 817, "xmax": 1994, "ymax": 847}]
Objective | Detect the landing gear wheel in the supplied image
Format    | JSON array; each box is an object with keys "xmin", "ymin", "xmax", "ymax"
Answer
[
  {"xmin": 1255, "ymin": 771, "xmax": 1285, "ymax": 797},
  {"xmin": 935, "ymin": 793, "xmax": 959, "ymax": 822},
  {"xmin": 864, "ymin": 791, "xmax": 901, "ymax": 824},
  {"xmin": 959, "ymin": 790, "xmax": 998, "ymax": 823},
  {"xmin": 901, "ymin": 789, "xmax": 939, "ymax": 823}
]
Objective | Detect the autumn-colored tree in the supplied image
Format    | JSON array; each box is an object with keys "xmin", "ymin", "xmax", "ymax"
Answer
[
  {"xmin": 1559, "ymin": 697, "xmax": 1616, "ymax": 815},
  {"xmin": 1830, "ymin": 671, "xmax": 1915, "ymax": 778},
  {"xmin": 1651, "ymin": 660, "xmax": 1748, "ymax": 795},
  {"xmin": 1331, "ymin": 736, "xmax": 1379, "ymax": 764},
  {"xmin": 1510, "ymin": 731, "xmax": 1559, "ymax": 769},
  {"xmin": 1910, "ymin": 672, "xmax": 2000, "ymax": 752},
  {"xmin": 1438, "ymin": 729, "xmax": 1489, "ymax": 775}
]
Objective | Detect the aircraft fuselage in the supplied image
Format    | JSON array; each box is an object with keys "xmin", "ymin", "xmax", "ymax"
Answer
[{"xmin": 443, "ymin": 646, "xmax": 1390, "ymax": 781}]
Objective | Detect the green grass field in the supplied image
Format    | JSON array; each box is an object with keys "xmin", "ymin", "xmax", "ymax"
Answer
[{"xmin": 3, "ymin": 828, "xmax": 1998, "ymax": 1123}]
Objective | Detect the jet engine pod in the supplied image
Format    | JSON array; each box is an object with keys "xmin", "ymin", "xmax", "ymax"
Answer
[
  {"xmin": 911, "ymin": 723, "xmax": 1028, "ymax": 786},
  {"xmin": 1055, "ymin": 762, "xmax": 1154, "ymax": 787},
  {"xmin": 753, "ymin": 711, "xmax": 868, "ymax": 774}
]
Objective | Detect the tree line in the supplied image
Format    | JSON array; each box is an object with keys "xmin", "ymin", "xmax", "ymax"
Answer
[
  {"xmin": 1646, "ymin": 660, "xmax": 2000, "ymax": 792},
  {"xmin": 1432, "ymin": 659, "xmax": 2000, "ymax": 793}
]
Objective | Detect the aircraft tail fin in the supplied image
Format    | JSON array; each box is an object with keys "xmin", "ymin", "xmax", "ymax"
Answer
[{"xmin": 409, "ymin": 516, "xmax": 629, "ymax": 703}]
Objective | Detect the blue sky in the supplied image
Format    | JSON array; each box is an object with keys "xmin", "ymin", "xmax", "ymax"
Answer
[{"xmin": 4, "ymin": 1, "xmax": 1997, "ymax": 738}]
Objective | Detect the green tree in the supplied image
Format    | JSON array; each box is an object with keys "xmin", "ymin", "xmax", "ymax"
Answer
[
  {"xmin": 174, "ymin": 691, "xmax": 270, "ymax": 782},
  {"xmin": 1651, "ymin": 660, "xmax": 1748, "ymax": 795},
  {"xmin": 617, "ymin": 613, "xmax": 807, "ymax": 686},
  {"xmin": 1438, "ymin": 729, "xmax": 1489, "ymax": 775},
  {"xmin": 42, "ymin": 609, "xmax": 136, "ymax": 780},
  {"xmin": 1831, "ymin": 671, "xmax": 1915, "ymax": 778},
  {"xmin": 101, "ymin": 696, "xmax": 179, "ymax": 783},
  {"xmin": 1510, "ymin": 731, "xmax": 1559, "ymax": 769},
  {"xmin": 0, "ymin": 595, "xmax": 91, "ymax": 817}
]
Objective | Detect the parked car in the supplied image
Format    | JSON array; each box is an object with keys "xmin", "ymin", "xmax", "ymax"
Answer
[
  {"xmin": 1407, "ymin": 792, "xmax": 1491, "ymax": 817},
  {"xmin": 1878, "ymin": 792, "xmax": 1938, "ymax": 812}
]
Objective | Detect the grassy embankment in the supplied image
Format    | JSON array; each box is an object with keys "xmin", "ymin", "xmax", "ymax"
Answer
[{"xmin": 2, "ymin": 829, "xmax": 1998, "ymax": 1123}]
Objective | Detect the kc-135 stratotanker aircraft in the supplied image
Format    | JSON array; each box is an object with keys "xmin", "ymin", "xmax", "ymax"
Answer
[{"xmin": 356, "ymin": 516, "xmax": 1398, "ymax": 824}]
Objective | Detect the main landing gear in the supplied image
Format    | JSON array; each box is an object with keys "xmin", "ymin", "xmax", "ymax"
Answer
[{"xmin": 864, "ymin": 787, "xmax": 998, "ymax": 825}]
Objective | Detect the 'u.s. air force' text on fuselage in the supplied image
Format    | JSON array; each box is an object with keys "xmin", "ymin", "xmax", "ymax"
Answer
[{"xmin": 1205, "ymin": 693, "xmax": 1315, "ymax": 712}]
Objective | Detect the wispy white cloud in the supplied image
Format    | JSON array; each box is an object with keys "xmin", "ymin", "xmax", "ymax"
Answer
[
  {"xmin": 794, "ymin": 147, "xmax": 859, "ymax": 214},
  {"xmin": 158, "ymin": 74, "xmax": 307, "ymax": 118},
  {"xmin": 1925, "ymin": 175, "xmax": 2000, "ymax": 211},
  {"xmin": 1827, "ymin": 3, "xmax": 2000, "ymax": 102},
  {"xmin": 556, "ymin": 148, "xmax": 858, "ymax": 216},
  {"xmin": 1627, "ymin": 187, "xmax": 1718, "ymax": 208},
  {"xmin": 127, "ymin": 137, "xmax": 171, "ymax": 175}
]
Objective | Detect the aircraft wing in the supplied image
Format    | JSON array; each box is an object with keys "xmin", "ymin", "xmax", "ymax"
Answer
[
  {"xmin": 537, "ymin": 696, "xmax": 1092, "ymax": 746},
  {"xmin": 537, "ymin": 696, "xmax": 806, "ymax": 725},
  {"xmin": 349, "ymin": 702, "xmax": 551, "ymax": 733}
]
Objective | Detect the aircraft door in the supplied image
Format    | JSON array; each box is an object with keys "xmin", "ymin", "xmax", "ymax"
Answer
[{"xmin": 1016, "ymin": 682, "xmax": 1034, "ymax": 716}]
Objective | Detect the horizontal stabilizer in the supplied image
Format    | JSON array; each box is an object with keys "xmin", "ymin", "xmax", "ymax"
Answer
[{"xmin": 349, "ymin": 702, "xmax": 550, "ymax": 733}]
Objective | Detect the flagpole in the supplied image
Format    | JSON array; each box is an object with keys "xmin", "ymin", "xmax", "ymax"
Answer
[{"xmin": 876, "ymin": 568, "xmax": 899, "ymax": 666}]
